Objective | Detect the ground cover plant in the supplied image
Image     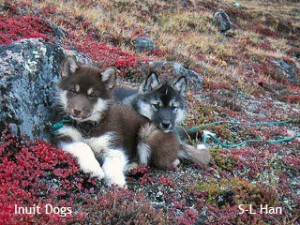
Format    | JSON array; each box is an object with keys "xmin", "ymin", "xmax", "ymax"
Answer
[{"xmin": 0, "ymin": 0, "xmax": 299, "ymax": 224}]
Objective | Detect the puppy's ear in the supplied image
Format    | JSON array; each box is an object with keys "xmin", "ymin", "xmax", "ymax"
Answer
[
  {"xmin": 101, "ymin": 67, "xmax": 117, "ymax": 90},
  {"xmin": 60, "ymin": 56, "xmax": 79, "ymax": 78},
  {"xmin": 141, "ymin": 72, "xmax": 160, "ymax": 92},
  {"xmin": 173, "ymin": 76, "xmax": 187, "ymax": 96}
]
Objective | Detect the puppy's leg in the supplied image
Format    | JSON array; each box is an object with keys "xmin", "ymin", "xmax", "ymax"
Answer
[
  {"xmin": 86, "ymin": 132, "xmax": 127, "ymax": 187},
  {"xmin": 138, "ymin": 123, "xmax": 158, "ymax": 165},
  {"xmin": 137, "ymin": 142, "xmax": 151, "ymax": 165},
  {"xmin": 60, "ymin": 142, "xmax": 105, "ymax": 179},
  {"xmin": 87, "ymin": 132, "xmax": 116, "ymax": 153},
  {"xmin": 102, "ymin": 149, "xmax": 128, "ymax": 188},
  {"xmin": 178, "ymin": 143, "xmax": 211, "ymax": 165}
]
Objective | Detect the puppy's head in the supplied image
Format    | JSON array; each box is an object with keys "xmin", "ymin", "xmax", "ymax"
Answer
[
  {"xmin": 135, "ymin": 72, "xmax": 187, "ymax": 133},
  {"xmin": 58, "ymin": 57, "xmax": 116, "ymax": 122}
]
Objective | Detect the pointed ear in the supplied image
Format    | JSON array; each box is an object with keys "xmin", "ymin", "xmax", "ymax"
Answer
[
  {"xmin": 141, "ymin": 72, "xmax": 160, "ymax": 92},
  {"xmin": 60, "ymin": 56, "xmax": 79, "ymax": 78},
  {"xmin": 173, "ymin": 76, "xmax": 187, "ymax": 96},
  {"xmin": 101, "ymin": 67, "xmax": 116, "ymax": 90}
]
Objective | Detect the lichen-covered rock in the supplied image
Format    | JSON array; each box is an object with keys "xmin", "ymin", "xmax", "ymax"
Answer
[
  {"xmin": 0, "ymin": 38, "xmax": 65, "ymax": 139},
  {"xmin": 213, "ymin": 9, "xmax": 233, "ymax": 33},
  {"xmin": 134, "ymin": 36, "xmax": 156, "ymax": 53},
  {"xmin": 276, "ymin": 19, "xmax": 294, "ymax": 34},
  {"xmin": 273, "ymin": 59, "xmax": 299, "ymax": 86}
]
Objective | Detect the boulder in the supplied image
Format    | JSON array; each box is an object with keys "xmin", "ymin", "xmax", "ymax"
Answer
[
  {"xmin": 0, "ymin": 38, "xmax": 88, "ymax": 140},
  {"xmin": 134, "ymin": 36, "xmax": 156, "ymax": 53},
  {"xmin": 276, "ymin": 19, "xmax": 294, "ymax": 34},
  {"xmin": 0, "ymin": 39, "xmax": 63, "ymax": 139},
  {"xmin": 213, "ymin": 9, "xmax": 233, "ymax": 33},
  {"xmin": 273, "ymin": 59, "xmax": 299, "ymax": 86}
]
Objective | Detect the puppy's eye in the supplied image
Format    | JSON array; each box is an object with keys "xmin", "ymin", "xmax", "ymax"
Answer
[
  {"xmin": 88, "ymin": 94, "xmax": 96, "ymax": 98},
  {"xmin": 152, "ymin": 103, "xmax": 160, "ymax": 109},
  {"xmin": 69, "ymin": 89, "xmax": 77, "ymax": 94},
  {"xmin": 171, "ymin": 105, "xmax": 178, "ymax": 111}
]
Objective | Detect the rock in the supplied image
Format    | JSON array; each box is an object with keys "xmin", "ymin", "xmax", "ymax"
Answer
[
  {"xmin": 134, "ymin": 36, "xmax": 156, "ymax": 53},
  {"xmin": 273, "ymin": 59, "xmax": 299, "ymax": 86},
  {"xmin": 276, "ymin": 19, "xmax": 294, "ymax": 34},
  {"xmin": 233, "ymin": 1, "xmax": 241, "ymax": 8},
  {"xmin": 139, "ymin": 61, "xmax": 203, "ymax": 91},
  {"xmin": 182, "ymin": 0, "xmax": 187, "ymax": 7},
  {"xmin": 182, "ymin": 0, "xmax": 190, "ymax": 7},
  {"xmin": 46, "ymin": 20, "xmax": 68, "ymax": 40},
  {"xmin": 0, "ymin": 38, "xmax": 89, "ymax": 140},
  {"xmin": 213, "ymin": 9, "xmax": 233, "ymax": 33},
  {"xmin": 217, "ymin": 190, "xmax": 234, "ymax": 207},
  {"xmin": 156, "ymin": 191, "xmax": 164, "ymax": 201}
]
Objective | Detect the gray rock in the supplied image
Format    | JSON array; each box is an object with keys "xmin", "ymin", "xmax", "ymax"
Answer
[
  {"xmin": 213, "ymin": 9, "xmax": 233, "ymax": 33},
  {"xmin": 234, "ymin": 1, "xmax": 241, "ymax": 8},
  {"xmin": 0, "ymin": 39, "xmax": 64, "ymax": 140},
  {"xmin": 0, "ymin": 38, "xmax": 89, "ymax": 140},
  {"xmin": 273, "ymin": 59, "xmax": 299, "ymax": 85},
  {"xmin": 134, "ymin": 37, "xmax": 156, "ymax": 53},
  {"xmin": 156, "ymin": 191, "xmax": 164, "ymax": 201}
]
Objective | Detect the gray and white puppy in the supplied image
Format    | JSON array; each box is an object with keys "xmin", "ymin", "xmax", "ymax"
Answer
[{"xmin": 114, "ymin": 72, "xmax": 211, "ymax": 166}]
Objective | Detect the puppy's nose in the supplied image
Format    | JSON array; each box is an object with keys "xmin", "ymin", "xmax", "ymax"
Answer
[
  {"xmin": 72, "ymin": 109, "xmax": 81, "ymax": 117},
  {"xmin": 161, "ymin": 120, "xmax": 171, "ymax": 130}
]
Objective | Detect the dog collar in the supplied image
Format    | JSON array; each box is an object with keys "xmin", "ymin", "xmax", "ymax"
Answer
[{"xmin": 52, "ymin": 119, "xmax": 72, "ymax": 131}]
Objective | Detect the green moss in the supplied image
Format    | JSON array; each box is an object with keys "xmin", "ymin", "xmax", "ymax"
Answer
[
  {"xmin": 184, "ymin": 103, "xmax": 216, "ymax": 125},
  {"xmin": 195, "ymin": 178, "xmax": 278, "ymax": 207},
  {"xmin": 210, "ymin": 147, "xmax": 237, "ymax": 171}
]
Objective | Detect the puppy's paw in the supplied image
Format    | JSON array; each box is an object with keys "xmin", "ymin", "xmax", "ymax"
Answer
[
  {"xmin": 81, "ymin": 162, "xmax": 105, "ymax": 180},
  {"xmin": 102, "ymin": 149, "xmax": 128, "ymax": 188},
  {"xmin": 105, "ymin": 175, "xmax": 127, "ymax": 189},
  {"xmin": 173, "ymin": 158, "xmax": 180, "ymax": 167},
  {"xmin": 196, "ymin": 144, "xmax": 211, "ymax": 165},
  {"xmin": 197, "ymin": 144, "xmax": 207, "ymax": 150},
  {"xmin": 124, "ymin": 162, "xmax": 139, "ymax": 174},
  {"xmin": 60, "ymin": 142, "xmax": 105, "ymax": 179}
]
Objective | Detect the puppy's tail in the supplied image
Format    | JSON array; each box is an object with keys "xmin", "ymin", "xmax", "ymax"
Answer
[{"xmin": 178, "ymin": 143, "xmax": 211, "ymax": 165}]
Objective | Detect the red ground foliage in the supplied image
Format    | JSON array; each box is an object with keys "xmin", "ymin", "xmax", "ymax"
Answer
[
  {"xmin": 0, "ymin": 15, "xmax": 144, "ymax": 77},
  {"xmin": 68, "ymin": 37, "xmax": 141, "ymax": 75},
  {"xmin": 0, "ymin": 16, "xmax": 54, "ymax": 45},
  {"xmin": 0, "ymin": 130, "xmax": 176, "ymax": 225}
]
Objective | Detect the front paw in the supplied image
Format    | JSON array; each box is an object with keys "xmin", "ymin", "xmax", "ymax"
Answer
[
  {"xmin": 60, "ymin": 142, "xmax": 105, "ymax": 180},
  {"xmin": 105, "ymin": 175, "xmax": 127, "ymax": 189},
  {"xmin": 173, "ymin": 158, "xmax": 180, "ymax": 167},
  {"xmin": 80, "ymin": 159, "xmax": 105, "ymax": 180},
  {"xmin": 124, "ymin": 162, "xmax": 139, "ymax": 175}
]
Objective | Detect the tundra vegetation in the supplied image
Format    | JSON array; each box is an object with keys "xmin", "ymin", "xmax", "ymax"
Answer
[{"xmin": 0, "ymin": 0, "xmax": 299, "ymax": 224}]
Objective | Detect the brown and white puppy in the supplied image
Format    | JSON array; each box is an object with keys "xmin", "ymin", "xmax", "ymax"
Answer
[
  {"xmin": 54, "ymin": 57, "xmax": 182, "ymax": 187},
  {"xmin": 56, "ymin": 57, "xmax": 148, "ymax": 187}
]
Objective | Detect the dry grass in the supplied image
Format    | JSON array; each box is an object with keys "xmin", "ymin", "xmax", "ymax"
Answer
[{"xmin": 13, "ymin": 0, "xmax": 299, "ymax": 94}]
